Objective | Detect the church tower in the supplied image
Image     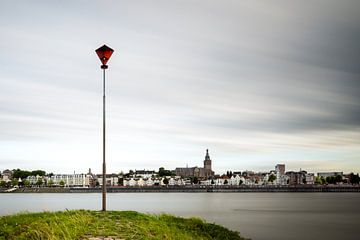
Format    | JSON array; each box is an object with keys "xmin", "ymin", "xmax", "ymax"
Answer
[{"xmin": 204, "ymin": 149, "xmax": 212, "ymax": 171}]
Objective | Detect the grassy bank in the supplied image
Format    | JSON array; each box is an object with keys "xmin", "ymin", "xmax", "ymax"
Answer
[{"xmin": 0, "ymin": 210, "xmax": 248, "ymax": 240}]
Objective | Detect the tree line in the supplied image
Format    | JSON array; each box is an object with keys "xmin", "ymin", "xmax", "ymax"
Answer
[
  {"xmin": 12, "ymin": 168, "xmax": 48, "ymax": 179},
  {"xmin": 314, "ymin": 173, "xmax": 360, "ymax": 185}
]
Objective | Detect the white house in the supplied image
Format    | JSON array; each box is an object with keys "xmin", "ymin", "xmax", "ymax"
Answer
[
  {"xmin": 145, "ymin": 178, "xmax": 154, "ymax": 186},
  {"xmin": 230, "ymin": 175, "xmax": 242, "ymax": 185},
  {"xmin": 26, "ymin": 175, "xmax": 43, "ymax": 185},
  {"xmin": 137, "ymin": 178, "xmax": 145, "ymax": 186},
  {"xmin": 215, "ymin": 178, "xmax": 229, "ymax": 185},
  {"xmin": 129, "ymin": 178, "xmax": 137, "ymax": 186},
  {"xmin": 123, "ymin": 179, "xmax": 129, "ymax": 186},
  {"xmin": 200, "ymin": 179, "xmax": 211, "ymax": 185},
  {"xmin": 153, "ymin": 178, "xmax": 161, "ymax": 186},
  {"xmin": 177, "ymin": 178, "xmax": 185, "ymax": 186},
  {"xmin": 305, "ymin": 173, "xmax": 315, "ymax": 185},
  {"xmin": 168, "ymin": 178, "xmax": 176, "ymax": 186},
  {"xmin": 50, "ymin": 173, "xmax": 91, "ymax": 187},
  {"xmin": 276, "ymin": 174, "xmax": 289, "ymax": 185},
  {"xmin": 96, "ymin": 174, "xmax": 118, "ymax": 186},
  {"xmin": 135, "ymin": 170, "xmax": 156, "ymax": 179}
]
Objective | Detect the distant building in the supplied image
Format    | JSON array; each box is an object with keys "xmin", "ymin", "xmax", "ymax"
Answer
[
  {"xmin": 96, "ymin": 174, "xmax": 119, "ymax": 186},
  {"xmin": 305, "ymin": 173, "xmax": 315, "ymax": 184},
  {"xmin": 275, "ymin": 164, "xmax": 285, "ymax": 175},
  {"xmin": 230, "ymin": 174, "xmax": 242, "ymax": 185},
  {"xmin": 241, "ymin": 171, "xmax": 254, "ymax": 178},
  {"xmin": 26, "ymin": 175, "xmax": 43, "ymax": 185},
  {"xmin": 275, "ymin": 164, "xmax": 287, "ymax": 185},
  {"xmin": 122, "ymin": 177, "xmax": 185, "ymax": 187},
  {"xmin": 175, "ymin": 149, "xmax": 215, "ymax": 179},
  {"xmin": 135, "ymin": 170, "xmax": 155, "ymax": 179},
  {"xmin": 1, "ymin": 169, "xmax": 12, "ymax": 182},
  {"xmin": 50, "ymin": 173, "xmax": 91, "ymax": 187},
  {"xmin": 317, "ymin": 172, "xmax": 343, "ymax": 178},
  {"xmin": 286, "ymin": 171, "xmax": 305, "ymax": 185}
]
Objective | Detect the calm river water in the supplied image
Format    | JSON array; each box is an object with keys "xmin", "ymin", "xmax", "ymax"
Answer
[{"xmin": 1, "ymin": 193, "xmax": 359, "ymax": 240}]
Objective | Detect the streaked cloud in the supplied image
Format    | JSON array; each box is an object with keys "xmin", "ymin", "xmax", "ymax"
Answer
[{"xmin": 0, "ymin": 1, "xmax": 359, "ymax": 174}]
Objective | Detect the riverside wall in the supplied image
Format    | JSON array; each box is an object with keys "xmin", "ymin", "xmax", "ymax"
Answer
[
  {"xmin": 73, "ymin": 185, "xmax": 360, "ymax": 193},
  {"xmin": 3, "ymin": 185, "xmax": 360, "ymax": 193}
]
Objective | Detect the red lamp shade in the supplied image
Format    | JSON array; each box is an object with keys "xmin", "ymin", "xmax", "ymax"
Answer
[{"xmin": 95, "ymin": 45, "xmax": 114, "ymax": 69}]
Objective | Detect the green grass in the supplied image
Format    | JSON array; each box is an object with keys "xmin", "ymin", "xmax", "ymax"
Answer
[{"xmin": 0, "ymin": 210, "xmax": 249, "ymax": 240}]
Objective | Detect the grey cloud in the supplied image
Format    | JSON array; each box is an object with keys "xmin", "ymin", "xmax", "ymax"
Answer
[{"xmin": 1, "ymin": 0, "xmax": 360, "ymax": 172}]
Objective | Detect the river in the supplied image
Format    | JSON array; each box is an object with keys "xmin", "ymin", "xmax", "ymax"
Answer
[{"xmin": 1, "ymin": 192, "xmax": 359, "ymax": 240}]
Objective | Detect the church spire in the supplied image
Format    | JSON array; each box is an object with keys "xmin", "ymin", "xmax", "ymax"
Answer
[{"xmin": 205, "ymin": 149, "xmax": 210, "ymax": 160}]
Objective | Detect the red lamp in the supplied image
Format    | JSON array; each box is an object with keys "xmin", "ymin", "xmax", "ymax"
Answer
[{"xmin": 95, "ymin": 45, "xmax": 114, "ymax": 69}]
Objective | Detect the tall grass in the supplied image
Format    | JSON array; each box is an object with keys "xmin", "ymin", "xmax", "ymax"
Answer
[{"xmin": 0, "ymin": 210, "xmax": 248, "ymax": 240}]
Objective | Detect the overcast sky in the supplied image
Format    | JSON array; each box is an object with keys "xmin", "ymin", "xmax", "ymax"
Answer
[{"xmin": 0, "ymin": 1, "xmax": 359, "ymax": 174}]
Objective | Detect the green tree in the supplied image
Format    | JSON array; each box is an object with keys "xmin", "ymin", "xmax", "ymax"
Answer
[
  {"xmin": 24, "ymin": 180, "xmax": 30, "ymax": 187},
  {"xmin": 320, "ymin": 176, "xmax": 326, "ymax": 185},
  {"xmin": 163, "ymin": 178, "xmax": 169, "ymax": 185},
  {"xmin": 31, "ymin": 170, "xmax": 46, "ymax": 176},
  {"xmin": 350, "ymin": 173, "xmax": 360, "ymax": 185},
  {"xmin": 315, "ymin": 176, "xmax": 321, "ymax": 184},
  {"xmin": 11, "ymin": 179, "xmax": 19, "ymax": 187},
  {"xmin": 158, "ymin": 167, "xmax": 174, "ymax": 177},
  {"xmin": 326, "ymin": 176, "xmax": 332, "ymax": 184},
  {"xmin": 59, "ymin": 180, "xmax": 65, "ymax": 187},
  {"xmin": 268, "ymin": 175, "xmax": 276, "ymax": 183},
  {"xmin": 335, "ymin": 175, "xmax": 342, "ymax": 184},
  {"xmin": 48, "ymin": 179, "xmax": 54, "ymax": 187},
  {"xmin": 36, "ymin": 178, "xmax": 43, "ymax": 187},
  {"xmin": 12, "ymin": 169, "xmax": 31, "ymax": 179},
  {"xmin": 192, "ymin": 177, "xmax": 199, "ymax": 184},
  {"xmin": 0, "ymin": 180, "xmax": 6, "ymax": 188},
  {"xmin": 118, "ymin": 178, "xmax": 124, "ymax": 186}
]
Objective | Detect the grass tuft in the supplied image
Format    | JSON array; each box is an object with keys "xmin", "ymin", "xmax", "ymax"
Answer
[{"xmin": 0, "ymin": 210, "xmax": 249, "ymax": 240}]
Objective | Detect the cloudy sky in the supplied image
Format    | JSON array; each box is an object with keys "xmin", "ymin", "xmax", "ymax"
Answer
[{"xmin": 0, "ymin": 1, "xmax": 359, "ymax": 174}]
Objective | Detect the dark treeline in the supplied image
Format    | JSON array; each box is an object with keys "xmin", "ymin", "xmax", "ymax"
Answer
[
  {"xmin": 158, "ymin": 167, "xmax": 175, "ymax": 177},
  {"xmin": 349, "ymin": 173, "xmax": 360, "ymax": 185},
  {"xmin": 12, "ymin": 169, "xmax": 47, "ymax": 179},
  {"xmin": 315, "ymin": 173, "xmax": 360, "ymax": 185}
]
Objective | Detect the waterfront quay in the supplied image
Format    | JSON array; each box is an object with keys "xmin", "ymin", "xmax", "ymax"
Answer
[
  {"xmin": 6, "ymin": 185, "xmax": 360, "ymax": 193},
  {"xmin": 72, "ymin": 185, "xmax": 360, "ymax": 193}
]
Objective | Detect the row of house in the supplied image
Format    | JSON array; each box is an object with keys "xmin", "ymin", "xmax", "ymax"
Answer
[
  {"xmin": 1, "ymin": 166, "xmax": 349, "ymax": 188},
  {"xmin": 26, "ymin": 173, "xmax": 92, "ymax": 187},
  {"xmin": 123, "ymin": 177, "xmax": 185, "ymax": 186}
]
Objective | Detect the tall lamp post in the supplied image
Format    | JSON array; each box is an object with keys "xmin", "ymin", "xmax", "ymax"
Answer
[{"xmin": 95, "ymin": 44, "xmax": 114, "ymax": 211}]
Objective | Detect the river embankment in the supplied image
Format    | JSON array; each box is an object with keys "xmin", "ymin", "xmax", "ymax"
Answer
[{"xmin": 3, "ymin": 185, "xmax": 360, "ymax": 193}]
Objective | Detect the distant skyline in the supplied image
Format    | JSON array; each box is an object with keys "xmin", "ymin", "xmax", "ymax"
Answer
[{"xmin": 1, "ymin": 1, "xmax": 359, "ymax": 174}]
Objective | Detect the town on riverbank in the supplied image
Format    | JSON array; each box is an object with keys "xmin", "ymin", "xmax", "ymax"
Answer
[{"xmin": 1, "ymin": 150, "xmax": 360, "ymax": 192}]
